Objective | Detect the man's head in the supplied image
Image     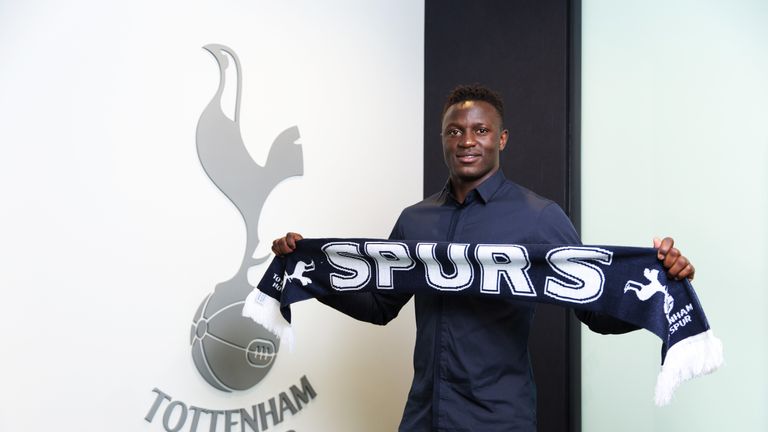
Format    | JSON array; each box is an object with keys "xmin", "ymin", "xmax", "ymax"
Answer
[
  {"xmin": 442, "ymin": 84, "xmax": 505, "ymax": 126},
  {"xmin": 441, "ymin": 84, "xmax": 508, "ymax": 199}
]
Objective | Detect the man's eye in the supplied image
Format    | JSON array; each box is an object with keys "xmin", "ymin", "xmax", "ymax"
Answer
[
  {"xmin": 476, "ymin": 128, "xmax": 489, "ymax": 134},
  {"xmin": 446, "ymin": 129, "xmax": 461, "ymax": 137}
]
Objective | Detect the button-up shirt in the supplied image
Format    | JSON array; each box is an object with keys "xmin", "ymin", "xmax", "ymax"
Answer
[{"xmin": 318, "ymin": 170, "xmax": 633, "ymax": 431}]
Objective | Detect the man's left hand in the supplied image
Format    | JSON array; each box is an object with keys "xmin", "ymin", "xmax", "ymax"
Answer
[{"xmin": 653, "ymin": 237, "xmax": 695, "ymax": 281}]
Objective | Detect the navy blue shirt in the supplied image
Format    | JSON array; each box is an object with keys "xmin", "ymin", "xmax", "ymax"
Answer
[{"xmin": 318, "ymin": 170, "xmax": 633, "ymax": 431}]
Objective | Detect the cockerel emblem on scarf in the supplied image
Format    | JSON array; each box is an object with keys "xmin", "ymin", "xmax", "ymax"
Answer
[
  {"xmin": 624, "ymin": 268, "xmax": 675, "ymax": 316},
  {"xmin": 285, "ymin": 260, "xmax": 315, "ymax": 287}
]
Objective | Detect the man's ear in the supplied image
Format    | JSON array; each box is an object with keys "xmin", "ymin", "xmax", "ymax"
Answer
[{"xmin": 499, "ymin": 129, "xmax": 509, "ymax": 151}]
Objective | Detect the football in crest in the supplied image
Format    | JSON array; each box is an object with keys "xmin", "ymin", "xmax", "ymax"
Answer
[{"xmin": 190, "ymin": 290, "xmax": 280, "ymax": 392}]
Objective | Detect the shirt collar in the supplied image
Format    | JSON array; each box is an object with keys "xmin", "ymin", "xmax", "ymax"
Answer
[{"xmin": 443, "ymin": 169, "xmax": 506, "ymax": 204}]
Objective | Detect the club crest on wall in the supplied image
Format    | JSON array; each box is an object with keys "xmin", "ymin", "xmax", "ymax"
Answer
[{"xmin": 190, "ymin": 44, "xmax": 304, "ymax": 391}]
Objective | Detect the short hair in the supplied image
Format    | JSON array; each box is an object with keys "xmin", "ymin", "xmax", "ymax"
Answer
[{"xmin": 442, "ymin": 84, "xmax": 505, "ymax": 123}]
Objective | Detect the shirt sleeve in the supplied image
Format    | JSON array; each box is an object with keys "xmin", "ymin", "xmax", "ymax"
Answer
[
  {"xmin": 315, "ymin": 216, "xmax": 412, "ymax": 325},
  {"xmin": 538, "ymin": 203, "xmax": 640, "ymax": 334},
  {"xmin": 536, "ymin": 203, "xmax": 581, "ymax": 244}
]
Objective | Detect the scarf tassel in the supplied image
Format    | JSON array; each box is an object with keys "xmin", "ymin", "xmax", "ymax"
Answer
[
  {"xmin": 654, "ymin": 330, "xmax": 723, "ymax": 406},
  {"xmin": 242, "ymin": 288, "xmax": 295, "ymax": 351}
]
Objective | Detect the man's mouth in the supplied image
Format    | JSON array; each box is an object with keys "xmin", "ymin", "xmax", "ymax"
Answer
[{"xmin": 456, "ymin": 153, "xmax": 480, "ymax": 163}]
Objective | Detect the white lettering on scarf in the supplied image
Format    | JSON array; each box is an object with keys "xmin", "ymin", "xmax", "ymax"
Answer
[{"xmin": 322, "ymin": 242, "xmax": 614, "ymax": 304}]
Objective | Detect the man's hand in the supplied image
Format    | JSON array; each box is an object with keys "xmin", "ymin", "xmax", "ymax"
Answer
[
  {"xmin": 272, "ymin": 232, "xmax": 304, "ymax": 256},
  {"xmin": 653, "ymin": 237, "xmax": 695, "ymax": 281}
]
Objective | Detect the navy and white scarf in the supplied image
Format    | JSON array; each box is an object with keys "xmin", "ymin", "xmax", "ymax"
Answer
[{"xmin": 243, "ymin": 238, "xmax": 723, "ymax": 406}]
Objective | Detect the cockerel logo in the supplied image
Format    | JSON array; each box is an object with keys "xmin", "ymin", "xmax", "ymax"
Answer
[
  {"xmin": 190, "ymin": 44, "xmax": 304, "ymax": 392},
  {"xmin": 285, "ymin": 260, "xmax": 315, "ymax": 287},
  {"xmin": 624, "ymin": 268, "xmax": 674, "ymax": 315}
]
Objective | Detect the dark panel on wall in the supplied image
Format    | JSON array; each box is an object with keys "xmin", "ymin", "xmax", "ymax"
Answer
[
  {"xmin": 424, "ymin": 1, "xmax": 581, "ymax": 431},
  {"xmin": 567, "ymin": 1, "xmax": 582, "ymax": 431}
]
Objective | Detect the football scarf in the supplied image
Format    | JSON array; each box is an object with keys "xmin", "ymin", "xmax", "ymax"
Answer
[{"xmin": 242, "ymin": 239, "xmax": 723, "ymax": 406}]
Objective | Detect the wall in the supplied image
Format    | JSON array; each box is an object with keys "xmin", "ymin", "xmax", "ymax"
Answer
[
  {"xmin": 581, "ymin": 0, "xmax": 767, "ymax": 430},
  {"xmin": 0, "ymin": 1, "xmax": 423, "ymax": 431}
]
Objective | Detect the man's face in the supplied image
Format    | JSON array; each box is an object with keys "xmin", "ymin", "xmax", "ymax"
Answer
[{"xmin": 441, "ymin": 100, "xmax": 508, "ymax": 189}]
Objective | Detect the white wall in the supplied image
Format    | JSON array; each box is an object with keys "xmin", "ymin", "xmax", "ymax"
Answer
[
  {"xmin": 581, "ymin": 0, "xmax": 767, "ymax": 430},
  {"xmin": 0, "ymin": 1, "xmax": 423, "ymax": 431}
]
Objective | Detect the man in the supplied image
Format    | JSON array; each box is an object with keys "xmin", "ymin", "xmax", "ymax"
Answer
[{"xmin": 271, "ymin": 84, "xmax": 694, "ymax": 431}]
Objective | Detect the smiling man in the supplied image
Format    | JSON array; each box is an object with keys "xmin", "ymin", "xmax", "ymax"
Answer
[
  {"xmin": 441, "ymin": 95, "xmax": 508, "ymax": 203},
  {"xmin": 272, "ymin": 84, "xmax": 693, "ymax": 431}
]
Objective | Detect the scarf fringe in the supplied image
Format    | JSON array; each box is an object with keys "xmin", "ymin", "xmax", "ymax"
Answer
[
  {"xmin": 654, "ymin": 330, "xmax": 723, "ymax": 406},
  {"xmin": 242, "ymin": 288, "xmax": 295, "ymax": 351}
]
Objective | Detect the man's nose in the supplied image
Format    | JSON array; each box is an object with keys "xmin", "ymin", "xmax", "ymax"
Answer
[{"xmin": 460, "ymin": 131, "xmax": 476, "ymax": 147}]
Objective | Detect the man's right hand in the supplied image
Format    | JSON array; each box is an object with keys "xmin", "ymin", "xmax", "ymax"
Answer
[{"xmin": 271, "ymin": 232, "xmax": 304, "ymax": 256}]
